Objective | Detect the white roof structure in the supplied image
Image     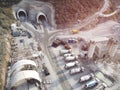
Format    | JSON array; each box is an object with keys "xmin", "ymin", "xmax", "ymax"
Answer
[
  {"xmin": 11, "ymin": 59, "xmax": 37, "ymax": 75},
  {"xmin": 10, "ymin": 70, "xmax": 41, "ymax": 89}
]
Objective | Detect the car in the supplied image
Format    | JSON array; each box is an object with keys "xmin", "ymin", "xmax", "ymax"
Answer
[
  {"xmin": 69, "ymin": 67, "xmax": 84, "ymax": 75},
  {"xmin": 84, "ymin": 79, "xmax": 98, "ymax": 89},
  {"xmin": 79, "ymin": 74, "xmax": 93, "ymax": 83},
  {"xmin": 64, "ymin": 61, "xmax": 79, "ymax": 69}
]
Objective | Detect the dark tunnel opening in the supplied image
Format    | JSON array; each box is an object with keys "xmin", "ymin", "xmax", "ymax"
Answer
[
  {"xmin": 38, "ymin": 15, "xmax": 46, "ymax": 22},
  {"xmin": 18, "ymin": 10, "xmax": 27, "ymax": 22},
  {"xmin": 37, "ymin": 14, "xmax": 48, "ymax": 27}
]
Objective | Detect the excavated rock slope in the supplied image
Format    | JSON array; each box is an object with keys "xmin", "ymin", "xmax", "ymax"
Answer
[{"xmin": 40, "ymin": 0, "xmax": 104, "ymax": 28}]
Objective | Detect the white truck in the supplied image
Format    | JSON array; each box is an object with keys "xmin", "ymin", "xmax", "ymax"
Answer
[
  {"xmin": 65, "ymin": 56, "xmax": 78, "ymax": 62},
  {"xmin": 64, "ymin": 61, "xmax": 79, "ymax": 69},
  {"xmin": 63, "ymin": 53, "xmax": 73, "ymax": 57},
  {"xmin": 59, "ymin": 49, "xmax": 71, "ymax": 55},
  {"xmin": 69, "ymin": 67, "xmax": 84, "ymax": 75},
  {"xmin": 79, "ymin": 73, "xmax": 94, "ymax": 83}
]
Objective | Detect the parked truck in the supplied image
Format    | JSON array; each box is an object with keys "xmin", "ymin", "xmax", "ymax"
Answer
[
  {"xmin": 64, "ymin": 53, "xmax": 73, "ymax": 57},
  {"xmin": 59, "ymin": 49, "xmax": 71, "ymax": 55},
  {"xmin": 84, "ymin": 79, "xmax": 99, "ymax": 89},
  {"xmin": 65, "ymin": 55, "xmax": 78, "ymax": 62},
  {"xmin": 69, "ymin": 66, "xmax": 84, "ymax": 75},
  {"xmin": 64, "ymin": 61, "xmax": 78, "ymax": 69},
  {"xmin": 79, "ymin": 73, "xmax": 94, "ymax": 83},
  {"xmin": 95, "ymin": 83, "xmax": 107, "ymax": 90}
]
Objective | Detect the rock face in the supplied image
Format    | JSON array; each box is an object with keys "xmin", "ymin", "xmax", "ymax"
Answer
[
  {"xmin": 44, "ymin": 0, "xmax": 104, "ymax": 28},
  {"xmin": 37, "ymin": 0, "xmax": 120, "ymax": 28}
]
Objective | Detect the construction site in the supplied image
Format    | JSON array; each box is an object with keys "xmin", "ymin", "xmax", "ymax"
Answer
[{"xmin": 2, "ymin": 0, "xmax": 120, "ymax": 90}]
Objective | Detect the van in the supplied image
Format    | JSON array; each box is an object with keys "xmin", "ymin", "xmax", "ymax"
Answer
[{"xmin": 64, "ymin": 61, "xmax": 78, "ymax": 69}]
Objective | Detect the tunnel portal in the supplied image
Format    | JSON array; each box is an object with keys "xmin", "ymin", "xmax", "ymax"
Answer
[{"xmin": 17, "ymin": 9, "xmax": 27, "ymax": 22}]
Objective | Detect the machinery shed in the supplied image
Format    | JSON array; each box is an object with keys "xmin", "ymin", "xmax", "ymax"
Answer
[
  {"xmin": 11, "ymin": 59, "xmax": 37, "ymax": 76},
  {"xmin": 10, "ymin": 70, "xmax": 42, "ymax": 89}
]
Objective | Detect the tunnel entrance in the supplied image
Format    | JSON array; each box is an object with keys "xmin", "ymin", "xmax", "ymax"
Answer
[
  {"xmin": 38, "ymin": 15, "xmax": 46, "ymax": 22},
  {"xmin": 17, "ymin": 9, "xmax": 27, "ymax": 22},
  {"xmin": 37, "ymin": 13, "xmax": 47, "ymax": 25}
]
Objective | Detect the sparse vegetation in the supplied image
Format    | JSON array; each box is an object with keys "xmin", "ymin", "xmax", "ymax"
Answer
[
  {"xmin": 47, "ymin": 0, "xmax": 104, "ymax": 28},
  {"xmin": 0, "ymin": 1, "xmax": 20, "ymax": 89}
]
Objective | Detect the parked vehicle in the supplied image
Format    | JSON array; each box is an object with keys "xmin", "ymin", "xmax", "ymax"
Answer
[
  {"xmin": 42, "ymin": 64, "xmax": 50, "ymax": 76},
  {"xmin": 68, "ymin": 38, "xmax": 78, "ymax": 44},
  {"xmin": 84, "ymin": 79, "xmax": 98, "ymax": 89},
  {"xmin": 64, "ymin": 53, "xmax": 73, "ymax": 57},
  {"xmin": 64, "ymin": 61, "xmax": 78, "ymax": 69},
  {"xmin": 69, "ymin": 67, "xmax": 84, "ymax": 75},
  {"xmin": 64, "ymin": 44, "xmax": 71, "ymax": 50},
  {"xmin": 95, "ymin": 83, "xmax": 107, "ymax": 90},
  {"xmin": 65, "ymin": 56, "xmax": 78, "ymax": 62},
  {"xmin": 59, "ymin": 49, "xmax": 71, "ymax": 55},
  {"xmin": 72, "ymin": 29, "xmax": 79, "ymax": 34},
  {"xmin": 79, "ymin": 74, "xmax": 93, "ymax": 83},
  {"xmin": 61, "ymin": 40, "xmax": 67, "ymax": 45},
  {"xmin": 52, "ymin": 39, "xmax": 62, "ymax": 47}
]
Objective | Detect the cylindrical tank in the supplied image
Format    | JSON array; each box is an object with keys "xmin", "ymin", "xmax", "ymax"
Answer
[{"xmin": 88, "ymin": 41, "xmax": 96, "ymax": 59}]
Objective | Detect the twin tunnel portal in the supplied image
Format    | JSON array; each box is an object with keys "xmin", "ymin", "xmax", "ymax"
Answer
[
  {"xmin": 15, "ymin": 1, "xmax": 56, "ymax": 30},
  {"xmin": 17, "ymin": 9, "xmax": 47, "ymax": 26}
]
